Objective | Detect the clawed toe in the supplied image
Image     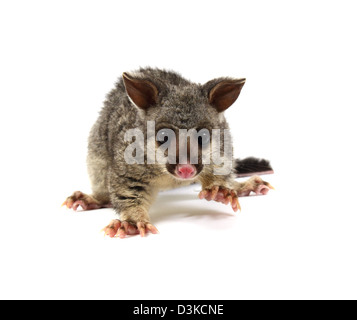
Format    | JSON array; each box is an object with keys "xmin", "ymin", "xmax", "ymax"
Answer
[
  {"xmin": 102, "ymin": 219, "xmax": 159, "ymax": 239},
  {"xmin": 199, "ymin": 186, "xmax": 241, "ymax": 212},
  {"xmin": 62, "ymin": 191, "xmax": 112, "ymax": 211},
  {"xmin": 101, "ymin": 219, "xmax": 121, "ymax": 237},
  {"xmin": 237, "ymin": 176, "xmax": 275, "ymax": 197}
]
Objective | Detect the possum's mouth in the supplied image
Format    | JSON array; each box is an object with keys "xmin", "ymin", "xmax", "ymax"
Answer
[{"xmin": 166, "ymin": 163, "xmax": 203, "ymax": 180}]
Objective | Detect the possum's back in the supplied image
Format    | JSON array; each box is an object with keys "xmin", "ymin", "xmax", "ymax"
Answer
[{"xmin": 87, "ymin": 77, "xmax": 134, "ymax": 160}]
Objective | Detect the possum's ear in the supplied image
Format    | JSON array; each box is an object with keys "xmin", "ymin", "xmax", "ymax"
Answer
[
  {"xmin": 122, "ymin": 72, "xmax": 159, "ymax": 109},
  {"xmin": 206, "ymin": 78, "xmax": 246, "ymax": 112}
]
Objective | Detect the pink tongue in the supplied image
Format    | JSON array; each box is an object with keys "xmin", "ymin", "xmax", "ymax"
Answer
[{"xmin": 176, "ymin": 164, "xmax": 196, "ymax": 179}]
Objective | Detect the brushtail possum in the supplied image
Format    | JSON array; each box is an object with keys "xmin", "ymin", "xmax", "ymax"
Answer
[{"xmin": 63, "ymin": 68, "xmax": 273, "ymax": 238}]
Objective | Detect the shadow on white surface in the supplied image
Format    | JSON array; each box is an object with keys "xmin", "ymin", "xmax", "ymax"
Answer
[{"xmin": 150, "ymin": 189, "xmax": 235, "ymax": 226}]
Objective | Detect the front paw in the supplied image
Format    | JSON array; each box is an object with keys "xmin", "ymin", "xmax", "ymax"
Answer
[
  {"xmin": 102, "ymin": 219, "xmax": 159, "ymax": 238},
  {"xmin": 199, "ymin": 186, "xmax": 241, "ymax": 212}
]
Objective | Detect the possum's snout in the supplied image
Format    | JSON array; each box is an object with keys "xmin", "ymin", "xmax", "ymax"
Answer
[
  {"xmin": 166, "ymin": 162, "xmax": 203, "ymax": 180},
  {"xmin": 175, "ymin": 164, "xmax": 196, "ymax": 179}
]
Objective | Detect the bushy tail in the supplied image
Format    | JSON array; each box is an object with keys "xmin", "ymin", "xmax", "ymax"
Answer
[{"xmin": 234, "ymin": 157, "xmax": 274, "ymax": 177}]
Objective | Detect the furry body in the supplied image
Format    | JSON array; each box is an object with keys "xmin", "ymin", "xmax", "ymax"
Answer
[{"xmin": 63, "ymin": 68, "xmax": 273, "ymax": 237}]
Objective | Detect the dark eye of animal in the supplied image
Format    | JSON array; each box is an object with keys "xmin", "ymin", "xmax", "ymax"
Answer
[
  {"xmin": 157, "ymin": 129, "xmax": 171, "ymax": 145},
  {"xmin": 198, "ymin": 131, "xmax": 210, "ymax": 146}
]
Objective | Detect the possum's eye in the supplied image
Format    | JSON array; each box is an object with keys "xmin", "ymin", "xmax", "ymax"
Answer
[
  {"xmin": 197, "ymin": 129, "xmax": 210, "ymax": 147},
  {"xmin": 156, "ymin": 129, "xmax": 175, "ymax": 145}
]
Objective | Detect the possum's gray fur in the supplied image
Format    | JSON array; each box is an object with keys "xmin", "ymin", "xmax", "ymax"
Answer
[{"xmin": 64, "ymin": 67, "xmax": 273, "ymax": 236}]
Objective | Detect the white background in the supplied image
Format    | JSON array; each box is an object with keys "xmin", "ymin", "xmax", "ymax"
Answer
[{"xmin": 0, "ymin": 0, "xmax": 356, "ymax": 300}]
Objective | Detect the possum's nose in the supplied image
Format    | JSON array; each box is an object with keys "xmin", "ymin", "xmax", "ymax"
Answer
[{"xmin": 176, "ymin": 164, "xmax": 196, "ymax": 179}]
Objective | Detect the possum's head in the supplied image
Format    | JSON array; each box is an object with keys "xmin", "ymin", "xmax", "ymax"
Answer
[{"xmin": 122, "ymin": 69, "xmax": 245, "ymax": 180}]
